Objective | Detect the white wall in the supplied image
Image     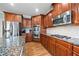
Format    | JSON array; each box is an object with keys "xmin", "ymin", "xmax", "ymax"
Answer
[{"xmin": 46, "ymin": 25, "xmax": 79, "ymax": 38}]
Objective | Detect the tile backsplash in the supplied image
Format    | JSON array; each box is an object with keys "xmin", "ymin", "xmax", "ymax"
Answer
[{"xmin": 46, "ymin": 25, "xmax": 79, "ymax": 38}]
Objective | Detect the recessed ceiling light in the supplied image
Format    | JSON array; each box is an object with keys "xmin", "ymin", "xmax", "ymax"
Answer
[
  {"xmin": 35, "ymin": 8, "xmax": 39, "ymax": 12},
  {"xmin": 10, "ymin": 3, "xmax": 14, "ymax": 6}
]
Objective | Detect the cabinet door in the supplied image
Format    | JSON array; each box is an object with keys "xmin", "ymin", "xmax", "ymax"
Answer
[
  {"xmin": 55, "ymin": 39, "xmax": 72, "ymax": 56},
  {"xmin": 32, "ymin": 16, "xmax": 41, "ymax": 25},
  {"xmin": 73, "ymin": 52, "xmax": 79, "ymax": 56},
  {"xmin": 71, "ymin": 4, "xmax": 79, "ymax": 25},
  {"xmin": 5, "ymin": 13, "xmax": 15, "ymax": 21},
  {"xmin": 23, "ymin": 19, "xmax": 26, "ymax": 27},
  {"xmin": 48, "ymin": 14, "xmax": 53, "ymax": 27},
  {"xmin": 26, "ymin": 33, "xmax": 32, "ymax": 42},
  {"xmin": 44, "ymin": 35, "xmax": 48, "ymax": 48},
  {"xmin": 26, "ymin": 20, "xmax": 31, "ymax": 27},
  {"xmin": 55, "ymin": 43, "xmax": 68, "ymax": 56},
  {"xmin": 40, "ymin": 34, "xmax": 45, "ymax": 46},
  {"xmin": 15, "ymin": 15, "xmax": 22, "ymax": 22},
  {"xmin": 73, "ymin": 45, "xmax": 79, "ymax": 56},
  {"xmin": 49, "ymin": 37, "xmax": 55, "ymax": 55},
  {"xmin": 44, "ymin": 16, "xmax": 50, "ymax": 28},
  {"xmin": 40, "ymin": 34, "xmax": 44, "ymax": 45}
]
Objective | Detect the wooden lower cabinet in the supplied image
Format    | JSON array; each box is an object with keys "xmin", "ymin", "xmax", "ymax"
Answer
[
  {"xmin": 40, "ymin": 34, "xmax": 73, "ymax": 56},
  {"xmin": 73, "ymin": 52, "xmax": 79, "ymax": 56},
  {"xmin": 26, "ymin": 33, "xmax": 32, "ymax": 42},
  {"xmin": 48, "ymin": 37, "xmax": 55, "ymax": 55},
  {"xmin": 73, "ymin": 45, "xmax": 79, "ymax": 56},
  {"xmin": 55, "ymin": 39, "xmax": 72, "ymax": 56},
  {"xmin": 40, "ymin": 34, "xmax": 55, "ymax": 55}
]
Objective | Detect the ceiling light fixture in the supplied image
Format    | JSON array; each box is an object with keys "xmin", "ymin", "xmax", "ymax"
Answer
[
  {"xmin": 35, "ymin": 8, "xmax": 39, "ymax": 12},
  {"xmin": 10, "ymin": 3, "xmax": 14, "ymax": 6}
]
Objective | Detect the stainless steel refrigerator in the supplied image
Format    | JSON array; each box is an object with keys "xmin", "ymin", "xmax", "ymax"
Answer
[{"xmin": 4, "ymin": 21, "xmax": 20, "ymax": 48}]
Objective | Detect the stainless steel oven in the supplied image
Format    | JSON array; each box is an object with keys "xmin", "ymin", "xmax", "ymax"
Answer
[{"xmin": 33, "ymin": 25, "xmax": 40, "ymax": 39}]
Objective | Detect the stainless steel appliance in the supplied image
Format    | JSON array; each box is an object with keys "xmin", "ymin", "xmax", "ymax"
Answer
[
  {"xmin": 33, "ymin": 25, "xmax": 40, "ymax": 39},
  {"xmin": 53, "ymin": 10, "xmax": 71, "ymax": 26},
  {"xmin": 4, "ymin": 21, "xmax": 20, "ymax": 47}
]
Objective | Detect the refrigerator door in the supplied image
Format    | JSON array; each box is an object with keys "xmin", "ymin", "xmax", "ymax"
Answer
[
  {"xmin": 5, "ymin": 21, "xmax": 13, "ymax": 38},
  {"xmin": 4, "ymin": 21, "xmax": 20, "ymax": 47},
  {"xmin": 12, "ymin": 22, "xmax": 19, "ymax": 46},
  {"xmin": 0, "ymin": 21, "xmax": 3, "ymax": 47},
  {"xmin": 4, "ymin": 21, "xmax": 13, "ymax": 47},
  {"xmin": 12, "ymin": 22, "xmax": 19, "ymax": 37}
]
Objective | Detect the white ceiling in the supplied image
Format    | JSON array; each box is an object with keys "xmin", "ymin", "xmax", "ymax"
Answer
[{"xmin": 0, "ymin": 3, "xmax": 52, "ymax": 18}]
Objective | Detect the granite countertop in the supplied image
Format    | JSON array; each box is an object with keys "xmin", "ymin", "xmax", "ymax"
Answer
[
  {"xmin": 0, "ymin": 36, "xmax": 25, "ymax": 56},
  {"xmin": 41, "ymin": 33, "xmax": 79, "ymax": 46},
  {"xmin": 0, "ymin": 46, "xmax": 23, "ymax": 56}
]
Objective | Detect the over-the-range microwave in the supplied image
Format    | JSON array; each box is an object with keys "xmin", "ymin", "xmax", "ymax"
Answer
[{"xmin": 53, "ymin": 10, "xmax": 71, "ymax": 26}]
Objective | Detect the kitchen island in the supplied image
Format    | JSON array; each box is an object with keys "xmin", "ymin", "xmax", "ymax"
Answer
[{"xmin": 0, "ymin": 36, "xmax": 25, "ymax": 56}]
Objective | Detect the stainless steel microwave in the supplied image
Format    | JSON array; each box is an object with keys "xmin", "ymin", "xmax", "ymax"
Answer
[{"xmin": 53, "ymin": 10, "xmax": 71, "ymax": 26}]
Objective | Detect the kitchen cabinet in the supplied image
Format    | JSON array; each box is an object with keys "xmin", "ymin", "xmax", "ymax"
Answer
[
  {"xmin": 23, "ymin": 18, "xmax": 31, "ymax": 28},
  {"xmin": 40, "ymin": 34, "xmax": 73, "ymax": 56},
  {"xmin": 71, "ymin": 4, "xmax": 79, "ymax": 25},
  {"xmin": 5, "ymin": 12, "xmax": 15, "ymax": 21},
  {"xmin": 73, "ymin": 45, "xmax": 79, "ymax": 56},
  {"xmin": 25, "ymin": 32, "xmax": 32, "ymax": 42},
  {"xmin": 15, "ymin": 15, "xmax": 22, "ymax": 22},
  {"xmin": 32, "ymin": 15, "xmax": 44, "ymax": 29},
  {"xmin": 61, "ymin": 3, "xmax": 71, "ymax": 12},
  {"xmin": 44, "ymin": 14, "xmax": 53, "ymax": 28},
  {"xmin": 43, "ymin": 3, "xmax": 72, "ymax": 28},
  {"xmin": 52, "ymin": 3, "xmax": 71, "ymax": 17},
  {"xmin": 55, "ymin": 39, "xmax": 72, "ymax": 56},
  {"xmin": 32, "ymin": 16, "xmax": 41, "ymax": 25},
  {"xmin": 73, "ymin": 52, "xmax": 79, "ymax": 56},
  {"xmin": 4, "ymin": 12, "xmax": 22, "ymax": 22},
  {"xmin": 40, "ymin": 34, "xmax": 48, "ymax": 48},
  {"xmin": 47, "ymin": 36, "xmax": 55, "ymax": 55},
  {"xmin": 23, "ymin": 19, "xmax": 26, "ymax": 27},
  {"xmin": 40, "ymin": 34, "xmax": 55, "ymax": 55}
]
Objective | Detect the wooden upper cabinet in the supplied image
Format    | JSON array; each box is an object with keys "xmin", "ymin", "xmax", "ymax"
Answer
[
  {"xmin": 32, "ymin": 15, "xmax": 44, "ymax": 28},
  {"xmin": 23, "ymin": 18, "xmax": 31, "ymax": 28},
  {"xmin": 52, "ymin": 3, "xmax": 71, "ymax": 17},
  {"xmin": 61, "ymin": 3, "xmax": 71, "ymax": 12},
  {"xmin": 4, "ymin": 12, "xmax": 22, "ymax": 22},
  {"xmin": 44, "ymin": 14, "xmax": 53, "ymax": 28},
  {"xmin": 5, "ymin": 12, "xmax": 15, "ymax": 21},
  {"xmin": 23, "ymin": 19, "xmax": 26, "ymax": 27},
  {"xmin": 15, "ymin": 15, "xmax": 22, "ymax": 22},
  {"xmin": 32, "ymin": 16, "xmax": 41, "ymax": 25},
  {"xmin": 26, "ymin": 20, "xmax": 31, "ymax": 28},
  {"xmin": 44, "ymin": 16, "xmax": 48, "ymax": 28},
  {"xmin": 71, "ymin": 4, "xmax": 79, "ymax": 25}
]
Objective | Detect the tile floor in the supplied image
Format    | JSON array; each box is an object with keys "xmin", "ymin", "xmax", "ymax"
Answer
[{"xmin": 24, "ymin": 42, "xmax": 51, "ymax": 56}]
